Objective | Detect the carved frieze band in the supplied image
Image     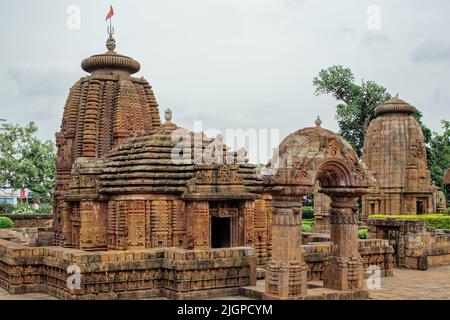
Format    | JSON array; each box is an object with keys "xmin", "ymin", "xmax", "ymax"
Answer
[
  {"xmin": 272, "ymin": 212, "xmax": 301, "ymax": 227},
  {"xmin": 329, "ymin": 213, "xmax": 358, "ymax": 225}
]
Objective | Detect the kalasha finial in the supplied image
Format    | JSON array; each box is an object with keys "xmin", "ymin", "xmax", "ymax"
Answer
[
  {"xmin": 315, "ymin": 116, "xmax": 322, "ymax": 128},
  {"xmin": 395, "ymin": 92, "xmax": 399, "ymax": 98},
  {"xmin": 164, "ymin": 108, "xmax": 173, "ymax": 122},
  {"xmin": 106, "ymin": 34, "xmax": 116, "ymax": 53}
]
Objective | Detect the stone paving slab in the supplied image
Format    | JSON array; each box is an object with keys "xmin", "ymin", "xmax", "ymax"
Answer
[
  {"xmin": 368, "ymin": 265, "xmax": 450, "ymax": 300},
  {"xmin": 0, "ymin": 287, "xmax": 56, "ymax": 300}
]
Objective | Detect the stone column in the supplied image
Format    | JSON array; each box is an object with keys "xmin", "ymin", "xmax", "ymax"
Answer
[
  {"xmin": 265, "ymin": 196, "xmax": 308, "ymax": 299},
  {"xmin": 61, "ymin": 202, "xmax": 74, "ymax": 247},
  {"xmin": 186, "ymin": 201, "xmax": 210, "ymax": 249},
  {"xmin": 322, "ymin": 193, "xmax": 364, "ymax": 291},
  {"xmin": 243, "ymin": 201, "xmax": 255, "ymax": 247},
  {"xmin": 313, "ymin": 190, "xmax": 331, "ymax": 233}
]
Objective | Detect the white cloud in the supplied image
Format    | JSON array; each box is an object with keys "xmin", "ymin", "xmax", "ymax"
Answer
[
  {"xmin": 411, "ymin": 38, "xmax": 450, "ymax": 63},
  {"xmin": 0, "ymin": 0, "xmax": 449, "ymax": 159}
]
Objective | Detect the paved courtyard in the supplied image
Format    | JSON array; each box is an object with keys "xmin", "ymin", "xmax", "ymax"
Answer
[
  {"xmin": 368, "ymin": 265, "xmax": 450, "ymax": 300},
  {"xmin": 1, "ymin": 266, "xmax": 449, "ymax": 300},
  {"xmin": 0, "ymin": 287, "xmax": 56, "ymax": 300}
]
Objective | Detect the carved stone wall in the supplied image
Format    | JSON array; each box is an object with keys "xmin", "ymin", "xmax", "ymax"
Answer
[
  {"xmin": 254, "ymin": 195, "xmax": 272, "ymax": 265},
  {"xmin": 186, "ymin": 201, "xmax": 210, "ymax": 249},
  {"xmin": 302, "ymin": 239, "xmax": 394, "ymax": 281},
  {"xmin": 0, "ymin": 240, "xmax": 256, "ymax": 300},
  {"xmin": 368, "ymin": 218, "xmax": 450, "ymax": 269}
]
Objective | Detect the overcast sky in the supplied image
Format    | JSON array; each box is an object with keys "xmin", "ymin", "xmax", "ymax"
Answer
[{"xmin": 0, "ymin": 0, "xmax": 449, "ymax": 162}]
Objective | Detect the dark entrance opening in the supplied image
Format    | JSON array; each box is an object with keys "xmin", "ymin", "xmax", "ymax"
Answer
[
  {"xmin": 211, "ymin": 216, "xmax": 231, "ymax": 248},
  {"xmin": 388, "ymin": 229, "xmax": 400, "ymax": 266},
  {"xmin": 417, "ymin": 200, "xmax": 425, "ymax": 215},
  {"xmin": 370, "ymin": 203, "xmax": 375, "ymax": 215}
]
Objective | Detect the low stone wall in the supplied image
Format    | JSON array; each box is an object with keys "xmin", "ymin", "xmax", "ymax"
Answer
[
  {"xmin": 0, "ymin": 214, "xmax": 52, "ymax": 228},
  {"xmin": 423, "ymin": 231, "xmax": 450, "ymax": 267},
  {"xmin": 368, "ymin": 219, "xmax": 450, "ymax": 270},
  {"xmin": 0, "ymin": 240, "xmax": 256, "ymax": 300},
  {"xmin": 302, "ymin": 239, "xmax": 394, "ymax": 281},
  {"xmin": 0, "ymin": 228, "xmax": 54, "ymax": 247}
]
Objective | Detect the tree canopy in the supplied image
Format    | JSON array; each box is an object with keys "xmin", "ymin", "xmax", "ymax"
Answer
[
  {"xmin": 428, "ymin": 120, "xmax": 450, "ymax": 199},
  {"xmin": 0, "ymin": 122, "xmax": 55, "ymax": 202},
  {"xmin": 313, "ymin": 65, "xmax": 432, "ymax": 156},
  {"xmin": 313, "ymin": 65, "xmax": 448, "ymax": 199}
]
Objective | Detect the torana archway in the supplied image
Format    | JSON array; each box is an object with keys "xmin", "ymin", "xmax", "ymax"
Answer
[{"xmin": 263, "ymin": 118, "xmax": 375, "ymax": 299}]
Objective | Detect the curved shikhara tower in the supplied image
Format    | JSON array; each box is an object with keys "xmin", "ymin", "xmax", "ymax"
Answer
[
  {"xmin": 362, "ymin": 97, "xmax": 433, "ymax": 218},
  {"xmin": 54, "ymin": 33, "xmax": 161, "ymax": 244}
]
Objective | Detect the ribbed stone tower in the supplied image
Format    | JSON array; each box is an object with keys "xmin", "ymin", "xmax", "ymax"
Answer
[
  {"xmin": 54, "ymin": 31, "xmax": 161, "ymax": 244},
  {"xmin": 362, "ymin": 97, "xmax": 433, "ymax": 218}
]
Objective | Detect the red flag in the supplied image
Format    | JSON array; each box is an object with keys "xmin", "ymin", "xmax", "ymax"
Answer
[{"xmin": 105, "ymin": 5, "xmax": 114, "ymax": 21}]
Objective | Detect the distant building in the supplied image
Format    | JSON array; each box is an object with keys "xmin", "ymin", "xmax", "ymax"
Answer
[{"xmin": 0, "ymin": 187, "xmax": 32, "ymax": 205}]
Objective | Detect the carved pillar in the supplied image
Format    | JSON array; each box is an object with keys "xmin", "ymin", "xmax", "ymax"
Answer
[
  {"xmin": 313, "ymin": 187, "xmax": 331, "ymax": 233},
  {"xmin": 322, "ymin": 193, "xmax": 363, "ymax": 291},
  {"xmin": 265, "ymin": 197, "xmax": 308, "ymax": 299},
  {"xmin": 151, "ymin": 200, "xmax": 171, "ymax": 248},
  {"xmin": 254, "ymin": 194, "xmax": 272, "ymax": 265},
  {"xmin": 243, "ymin": 201, "xmax": 255, "ymax": 247},
  {"xmin": 126, "ymin": 200, "xmax": 146, "ymax": 249},
  {"xmin": 171, "ymin": 200, "xmax": 187, "ymax": 248},
  {"xmin": 186, "ymin": 201, "xmax": 210, "ymax": 249},
  {"xmin": 79, "ymin": 201, "xmax": 107, "ymax": 250},
  {"xmin": 61, "ymin": 202, "xmax": 73, "ymax": 247}
]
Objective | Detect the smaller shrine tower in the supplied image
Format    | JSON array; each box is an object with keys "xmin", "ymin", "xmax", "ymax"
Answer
[{"xmin": 362, "ymin": 97, "xmax": 433, "ymax": 218}]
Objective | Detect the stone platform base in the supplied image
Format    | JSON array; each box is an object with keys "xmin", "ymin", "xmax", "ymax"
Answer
[
  {"xmin": 240, "ymin": 280, "xmax": 369, "ymax": 300},
  {"xmin": 0, "ymin": 239, "xmax": 257, "ymax": 300}
]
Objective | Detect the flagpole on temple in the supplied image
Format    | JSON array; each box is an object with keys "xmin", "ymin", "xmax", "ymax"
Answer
[
  {"xmin": 105, "ymin": 5, "xmax": 116, "ymax": 52},
  {"xmin": 106, "ymin": 5, "xmax": 115, "ymax": 37}
]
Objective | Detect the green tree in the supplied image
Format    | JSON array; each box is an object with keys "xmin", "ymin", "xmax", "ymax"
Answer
[
  {"xmin": 428, "ymin": 120, "xmax": 450, "ymax": 199},
  {"xmin": 0, "ymin": 122, "xmax": 55, "ymax": 202},
  {"xmin": 313, "ymin": 65, "xmax": 431, "ymax": 156}
]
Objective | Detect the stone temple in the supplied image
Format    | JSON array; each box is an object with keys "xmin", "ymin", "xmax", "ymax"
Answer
[
  {"xmin": 361, "ymin": 97, "xmax": 434, "ymax": 219},
  {"xmin": 63, "ymin": 110, "xmax": 272, "ymax": 264},
  {"xmin": 53, "ymin": 32, "xmax": 272, "ymax": 265}
]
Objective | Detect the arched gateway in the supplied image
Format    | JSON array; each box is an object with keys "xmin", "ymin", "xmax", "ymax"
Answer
[{"xmin": 263, "ymin": 118, "xmax": 375, "ymax": 299}]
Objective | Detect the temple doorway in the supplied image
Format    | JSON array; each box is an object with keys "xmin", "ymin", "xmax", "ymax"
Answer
[
  {"xmin": 211, "ymin": 216, "xmax": 231, "ymax": 248},
  {"xmin": 370, "ymin": 203, "xmax": 375, "ymax": 215},
  {"xmin": 417, "ymin": 200, "xmax": 425, "ymax": 215}
]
